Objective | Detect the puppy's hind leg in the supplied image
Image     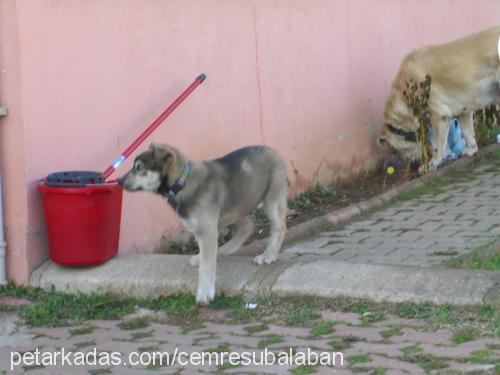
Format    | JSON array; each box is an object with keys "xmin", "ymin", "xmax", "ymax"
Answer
[
  {"xmin": 253, "ymin": 193, "xmax": 287, "ymax": 265},
  {"xmin": 459, "ymin": 112, "xmax": 478, "ymax": 156},
  {"xmin": 218, "ymin": 216, "xmax": 255, "ymax": 256}
]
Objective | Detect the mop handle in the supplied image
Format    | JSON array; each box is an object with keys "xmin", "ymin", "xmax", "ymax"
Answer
[{"xmin": 103, "ymin": 73, "xmax": 206, "ymax": 180}]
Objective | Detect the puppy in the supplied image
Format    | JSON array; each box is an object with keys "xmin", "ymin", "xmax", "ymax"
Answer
[
  {"xmin": 378, "ymin": 25, "xmax": 500, "ymax": 169},
  {"xmin": 119, "ymin": 143, "xmax": 288, "ymax": 304}
]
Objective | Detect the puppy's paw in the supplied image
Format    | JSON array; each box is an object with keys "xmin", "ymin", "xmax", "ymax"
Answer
[
  {"xmin": 190, "ymin": 254, "xmax": 200, "ymax": 267},
  {"xmin": 463, "ymin": 145, "xmax": 478, "ymax": 156},
  {"xmin": 253, "ymin": 253, "xmax": 277, "ymax": 265},
  {"xmin": 196, "ymin": 283, "xmax": 215, "ymax": 305}
]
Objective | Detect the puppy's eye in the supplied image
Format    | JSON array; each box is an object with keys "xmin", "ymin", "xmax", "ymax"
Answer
[{"xmin": 135, "ymin": 163, "xmax": 143, "ymax": 172}]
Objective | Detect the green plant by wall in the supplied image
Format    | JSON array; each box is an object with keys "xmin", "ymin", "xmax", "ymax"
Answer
[
  {"xmin": 402, "ymin": 75, "xmax": 432, "ymax": 169},
  {"xmin": 474, "ymin": 105, "xmax": 500, "ymax": 146}
]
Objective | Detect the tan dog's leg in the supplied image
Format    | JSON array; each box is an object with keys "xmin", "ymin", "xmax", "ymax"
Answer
[
  {"xmin": 253, "ymin": 195, "xmax": 287, "ymax": 265},
  {"xmin": 186, "ymin": 217, "xmax": 218, "ymax": 305},
  {"xmin": 429, "ymin": 115, "xmax": 451, "ymax": 170},
  {"xmin": 218, "ymin": 216, "xmax": 255, "ymax": 256},
  {"xmin": 459, "ymin": 112, "xmax": 478, "ymax": 156}
]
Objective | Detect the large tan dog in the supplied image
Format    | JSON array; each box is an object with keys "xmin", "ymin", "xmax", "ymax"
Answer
[{"xmin": 378, "ymin": 26, "xmax": 500, "ymax": 169}]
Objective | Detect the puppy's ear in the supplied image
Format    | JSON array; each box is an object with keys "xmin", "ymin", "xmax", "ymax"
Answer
[{"xmin": 150, "ymin": 143, "xmax": 173, "ymax": 163}]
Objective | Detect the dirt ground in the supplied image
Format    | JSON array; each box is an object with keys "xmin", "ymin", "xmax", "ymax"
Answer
[{"xmin": 165, "ymin": 145, "xmax": 497, "ymax": 254}]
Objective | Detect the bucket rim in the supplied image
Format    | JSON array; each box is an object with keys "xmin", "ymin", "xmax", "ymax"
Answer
[{"xmin": 37, "ymin": 180, "xmax": 121, "ymax": 193}]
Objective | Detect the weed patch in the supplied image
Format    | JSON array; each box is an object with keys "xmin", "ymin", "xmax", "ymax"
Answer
[
  {"xmin": 257, "ymin": 335, "xmax": 284, "ymax": 348},
  {"xmin": 398, "ymin": 177, "xmax": 449, "ymax": 201},
  {"xmin": 244, "ymin": 323, "xmax": 268, "ymax": 335},
  {"xmin": 328, "ymin": 338, "xmax": 349, "ymax": 351},
  {"xmin": 360, "ymin": 311, "xmax": 385, "ymax": 325},
  {"xmin": 346, "ymin": 354, "xmax": 371, "ymax": 367},
  {"xmin": 310, "ymin": 320, "xmax": 335, "ymax": 336},
  {"xmin": 290, "ymin": 364, "xmax": 318, "ymax": 374},
  {"xmin": 451, "ymin": 327, "xmax": 478, "ymax": 344},
  {"xmin": 289, "ymin": 184, "xmax": 337, "ymax": 211},
  {"xmin": 447, "ymin": 241, "xmax": 500, "ymax": 271},
  {"xmin": 117, "ymin": 317, "xmax": 150, "ymax": 331},
  {"xmin": 286, "ymin": 309, "xmax": 321, "ymax": 326},
  {"xmin": 68, "ymin": 326, "xmax": 96, "ymax": 337}
]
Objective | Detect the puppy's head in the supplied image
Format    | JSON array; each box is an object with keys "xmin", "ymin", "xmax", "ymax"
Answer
[{"xmin": 119, "ymin": 143, "xmax": 179, "ymax": 193}]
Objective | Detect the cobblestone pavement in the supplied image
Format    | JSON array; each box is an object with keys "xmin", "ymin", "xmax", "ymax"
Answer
[
  {"xmin": 1, "ymin": 305, "xmax": 499, "ymax": 374},
  {"xmin": 282, "ymin": 164, "xmax": 500, "ymax": 267},
  {"xmin": 2, "ymin": 161, "xmax": 500, "ymax": 374}
]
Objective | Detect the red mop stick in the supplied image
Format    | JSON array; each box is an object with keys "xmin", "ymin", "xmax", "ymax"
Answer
[{"xmin": 103, "ymin": 73, "xmax": 206, "ymax": 180}]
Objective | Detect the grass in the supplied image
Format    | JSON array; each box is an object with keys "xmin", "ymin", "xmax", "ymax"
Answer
[
  {"xmin": 290, "ymin": 365, "xmax": 318, "ymax": 374},
  {"xmin": 310, "ymin": 320, "xmax": 335, "ymax": 336},
  {"xmin": 117, "ymin": 317, "xmax": 150, "ymax": 330},
  {"xmin": 346, "ymin": 354, "xmax": 371, "ymax": 367},
  {"xmin": 451, "ymin": 327, "xmax": 478, "ymax": 344},
  {"xmin": 485, "ymin": 147, "xmax": 500, "ymax": 159},
  {"xmin": 380, "ymin": 324, "xmax": 404, "ymax": 339},
  {"xmin": 397, "ymin": 176, "xmax": 449, "ymax": 201},
  {"xmin": 401, "ymin": 344, "xmax": 422, "ymax": 356},
  {"xmin": 257, "ymin": 335, "xmax": 284, "ymax": 348},
  {"xmin": 400, "ymin": 344, "xmax": 447, "ymax": 372},
  {"xmin": 68, "ymin": 326, "xmax": 96, "ymax": 336},
  {"xmin": 1, "ymin": 284, "xmax": 498, "ymax": 339},
  {"xmin": 360, "ymin": 311, "xmax": 385, "ymax": 325},
  {"xmin": 181, "ymin": 322, "xmax": 205, "ymax": 334},
  {"xmin": 464, "ymin": 348, "xmax": 496, "ymax": 364},
  {"xmin": 328, "ymin": 338, "xmax": 349, "ymax": 351},
  {"xmin": 252, "ymin": 207, "xmax": 269, "ymax": 225},
  {"xmin": 430, "ymin": 249, "xmax": 459, "ymax": 256},
  {"xmin": 403, "ymin": 353, "xmax": 447, "ymax": 372},
  {"xmin": 285, "ymin": 309, "xmax": 321, "ymax": 326},
  {"xmin": 244, "ymin": 323, "xmax": 268, "ymax": 334},
  {"xmin": 289, "ymin": 184, "xmax": 336, "ymax": 211},
  {"xmin": 446, "ymin": 241, "xmax": 500, "ymax": 271},
  {"xmin": 131, "ymin": 330, "xmax": 154, "ymax": 340},
  {"xmin": 88, "ymin": 370, "xmax": 112, "ymax": 375},
  {"xmin": 0, "ymin": 283, "xmax": 197, "ymax": 327}
]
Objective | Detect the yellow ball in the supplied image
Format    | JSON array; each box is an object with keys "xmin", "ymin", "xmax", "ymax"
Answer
[{"xmin": 386, "ymin": 166, "xmax": 395, "ymax": 175}]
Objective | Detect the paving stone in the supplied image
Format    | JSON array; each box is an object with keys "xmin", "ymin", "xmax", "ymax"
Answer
[
  {"xmin": 392, "ymin": 328, "xmax": 451, "ymax": 345},
  {"xmin": 351, "ymin": 341, "xmax": 407, "ymax": 357},
  {"xmin": 355, "ymin": 354, "xmax": 424, "ymax": 373},
  {"xmin": 320, "ymin": 311, "xmax": 361, "ymax": 326}
]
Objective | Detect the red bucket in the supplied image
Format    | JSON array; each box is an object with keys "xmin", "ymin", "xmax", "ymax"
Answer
[{"xmin": 38, "ymin": 173, "xmax": 122, "ymax": 266}]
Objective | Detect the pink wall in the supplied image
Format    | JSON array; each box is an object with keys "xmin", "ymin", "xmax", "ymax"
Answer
[{"xmin": 1, "ymin": 0, "xmax": 499, "ymax": 282}]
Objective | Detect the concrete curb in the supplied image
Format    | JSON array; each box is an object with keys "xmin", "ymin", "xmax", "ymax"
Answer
[
  {"xmin": 271, "ymin": 260, "xmax": 499, "ymax": 305},
  {"xmin": 31, "ymin": 254, "xmax": 499, "ymax": 306},
  {"xmin": 235, "ymin": 143, "xmax": 500, "ymax": 257}
]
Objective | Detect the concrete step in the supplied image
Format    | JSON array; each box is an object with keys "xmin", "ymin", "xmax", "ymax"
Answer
[{"xmin": 30, "ymin": 254, "xmax": 499, "ymax": 306}]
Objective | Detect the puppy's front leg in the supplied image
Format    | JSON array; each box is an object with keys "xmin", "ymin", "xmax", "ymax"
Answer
[{"xmin": 194, "ymin": 224, "xmax": 218, "ymax": 305}]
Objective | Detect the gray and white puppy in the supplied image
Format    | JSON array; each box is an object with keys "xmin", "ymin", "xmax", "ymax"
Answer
[{"xmin": 119, "ymin": 143, "xmax": 288, "ymax": 304}]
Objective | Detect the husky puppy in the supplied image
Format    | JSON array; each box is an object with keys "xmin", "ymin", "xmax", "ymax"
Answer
[
  {"xmin": 119, "ymin": 143, "xmax": 288, "ymax": 304},
  {"xmin": 378, "ymin": 26, "xmax": 500, "ymax": 169}
]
